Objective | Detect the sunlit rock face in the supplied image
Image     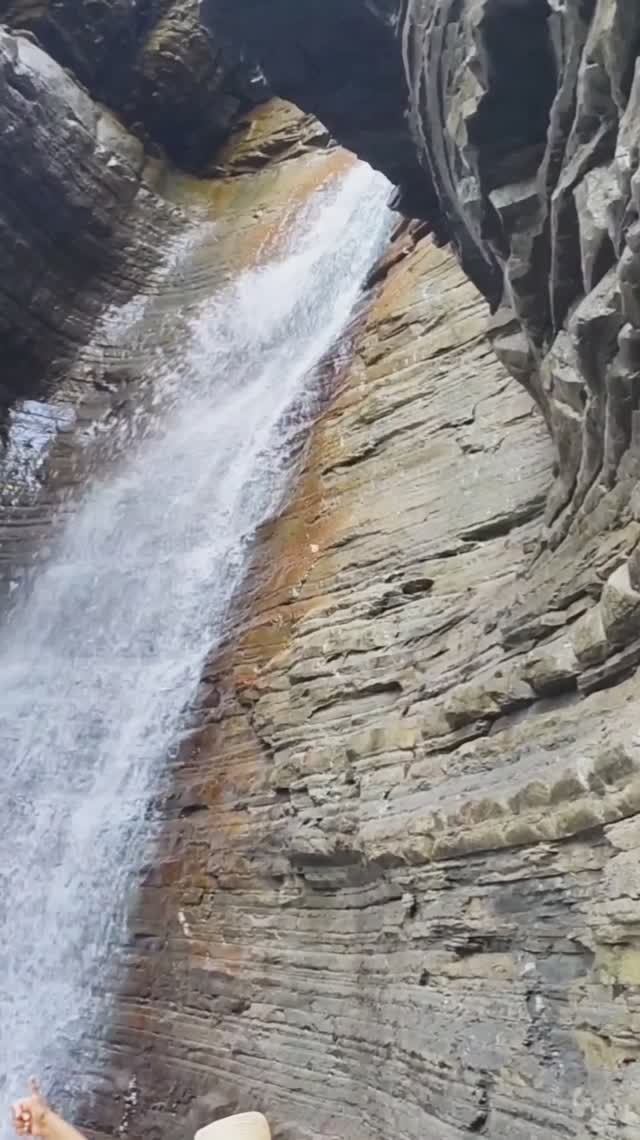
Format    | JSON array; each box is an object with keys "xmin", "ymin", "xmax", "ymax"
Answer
[
  {"xmin": 102, "ymin": 214, "xmax": 640, "ymax": 1140},
  {"xmin": 3, "ymin": 4, "xmax": 640, "ymax": 1140},
  {"xmin": 215, "ymin": 0, "xmax": 640, "ymax": 548}
]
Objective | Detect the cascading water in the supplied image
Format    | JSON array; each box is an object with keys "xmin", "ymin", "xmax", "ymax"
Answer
[{"xmin": 0, "ymin": 163, "xmax": 392, "ymax": 1120}]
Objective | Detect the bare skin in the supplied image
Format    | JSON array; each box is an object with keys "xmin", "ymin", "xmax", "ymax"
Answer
[{"xmin": 11, "ymin": 1080, "xmax": 87, "ymax": 1140}]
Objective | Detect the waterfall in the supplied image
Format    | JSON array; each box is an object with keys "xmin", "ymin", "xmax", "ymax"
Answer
[{"xmin": 0, "ymin": 162, "xmax": 392, "ymax": 1119}]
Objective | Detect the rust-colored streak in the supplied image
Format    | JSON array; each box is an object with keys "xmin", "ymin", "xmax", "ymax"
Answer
[
  {"xmin": 111, "ymin": 112, "xmax": 390, "ymax": 1071},
  {"xmin": 148, "ymin": 221, "xmax": 420, "ymax": 901}
]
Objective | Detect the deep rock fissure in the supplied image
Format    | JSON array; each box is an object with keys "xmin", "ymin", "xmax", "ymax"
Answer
[{"xmin": 469, "ymin": 0, "xmax": 557, "ymax": 191}]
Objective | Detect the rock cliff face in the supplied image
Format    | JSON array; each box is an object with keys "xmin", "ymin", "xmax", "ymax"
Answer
[
  {"xmin": 0, "ymin": 0, "xmax": 264, "ymax": 169},
  {"xmin": 216, "ymin": 0, "xmax": 640, "ymax": 550},
  {"xmin": 0, "ymin": 2, "xmax": 272, "ymax": 588},
  {"xmin": 0, "ymin": 0, "xmax": 265, "ymax": 418},
  {"xmin": 0, "ymin": 25, "xmax": 168, "ymax": 408},
  {"xmin": 3, "ymin": 3, "xmax": 640, "ymax": 1140},
  {"xmin": 101, "ymin": 217, "xmax": 640, "ymax": 1140},
  {"xmin": 0, "ymin": 88, "xmax": 334, "ymax": 590}
]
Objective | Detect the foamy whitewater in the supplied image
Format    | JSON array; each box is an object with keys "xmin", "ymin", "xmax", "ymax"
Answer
[{"xmin": 0, "ymin": 164, "xmax": 392, "ymax": 1119}]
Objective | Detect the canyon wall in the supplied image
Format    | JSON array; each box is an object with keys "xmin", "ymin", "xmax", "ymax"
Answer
[
  {"xmin": 0, "ymin": 7, "xmax": 287, "ymax": 591},
  {"xmin": 0, "ymin": 0, "xmax": 264, "ymax": 413},
  {"xmin": 216, "ymin": 0, "xmax": 640, "ymax": 548},
  {"xmin": 3, "ymin": 2, "xmax": 640, "ymax": 1139},
  {"xmin": 100, "ymin": 210, "xmax": 640, "ymax": 1140}
]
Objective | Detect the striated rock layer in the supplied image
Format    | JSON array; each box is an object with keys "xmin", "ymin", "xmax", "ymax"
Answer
[
  {"xmin": 216, "ymin": 0, "xmax": 640, "ymax": 552},
  {"xmin": 0, "ymin": 25, "xmax": 175, "ymax": 408},
  {"xmin": 0, "ymin": 0, "xmax": 266, "ymax": 421},
  {"xmin": 93, "ymin": 216, "xmax": 640, "ymax": 1139},
  {"xmin": 4, "ymin": 3, "xmax": 640, "ymax": 1138},
  {"xmin": 0, "ymin": 0, "xmax": 265, "ymax": 169},
  {"xmin": 0, "ymin": 73, "xmax": 332, "ymax": 590}
]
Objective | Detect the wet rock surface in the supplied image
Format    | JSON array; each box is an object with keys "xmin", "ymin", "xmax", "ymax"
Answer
[
  {"xmin": 3, "ymin": 3, "xmax": 640, "ymax": 1139},
  {"xmin": 216, "ymin": 0, "xmax": 640, "ymax": 547},
  {"xmin": 0, "ymin": 87, "xmax": 336, "ymax": 594},
  {"xmin": 95, "ymin": 225, "xmax": 640, "ymax": 1140},
  {"xmin": 0, "ymin": 0, "xmax": 264, "ymax": 169},
  {"xmin": 0, "ymin": 0, "xmax": 267, "ymax": 424},
  {"xmin": 0, "ymin": 25, "xmax": 176, "ymax": 408}
]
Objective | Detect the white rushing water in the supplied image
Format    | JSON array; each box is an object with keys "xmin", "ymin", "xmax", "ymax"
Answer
[{"xmin": 0, "ymin": 163, "xmax": 392, "ymax": 1118}]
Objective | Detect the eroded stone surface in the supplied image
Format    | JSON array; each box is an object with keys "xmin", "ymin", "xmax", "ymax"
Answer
[
  {"xmin": 0, "ymin": 0, "xmax": 265, "ymax": 169},
  {"xmin": 4, "ymin": 6, "xmax": 640, "ymax": 1138},
  {"xmin": 0, "ymin": 26, "xmax": 174, "ymax": 406},
  {"xmin": 0, "ymin": 0, "xmax": 270, "ymax": 427},
  {"xmin": 83, "ymin": 227, "xmax": 640, "ymax": 1139},
  {"xmin": 215, "ymin": 0, "xmax": 640, "ymax": 547},
  {"xmin": 0, "ymin": 92, "xmax": 342, "ymax": 594}
]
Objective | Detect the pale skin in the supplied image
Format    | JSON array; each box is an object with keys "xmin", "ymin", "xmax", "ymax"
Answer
[{"xmin": 11, "ymin": 1080, "xmax": 86, "ymax": 1140}]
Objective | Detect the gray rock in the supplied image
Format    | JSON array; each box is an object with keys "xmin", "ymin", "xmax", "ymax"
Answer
[
  {"xmin": 601, "ymin": 560, "xmax": 640, "ymax": 645},
  {"xmin": 215, "ymin": 0, "xmax": 640, "ymax": 540},
  {"xmin": 572, "ymin": 604, "xmax": 610, "ymax": 668},
  {"xmin": 0, "ymin": 26, "xmax": 168, "ymax": 407},
  {"xmin": 4, "ymin": 4, "xmax": 640, "ymax": 1140},
  {"xmin": 0, "ymin": 0, "xmax": 265, "ymax": 169},
  {"xmin": 98, "ymin": 231, "xmax": 640, "ymax": 1140}
]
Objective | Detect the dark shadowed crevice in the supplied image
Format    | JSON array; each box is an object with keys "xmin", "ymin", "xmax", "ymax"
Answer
[
  {"xmin": 470, "ymin": 0, "xmax": 557, "ymax": 191},
  {"xmin": 210, "ymin": 0, "xmax": 441, "ymax": 221}
]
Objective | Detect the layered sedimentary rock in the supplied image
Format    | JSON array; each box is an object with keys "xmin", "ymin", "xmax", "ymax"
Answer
[
  {"xmin": 3, "ymin": 2, "xmax": 640, "ymax": 1139},
  {"xmin": 0, "ymin": 0, "xmax": 264, "ymax": 169},
  {"xmin": 94, "ymin": 218, "xmax": 640, "ymax": 1140},
  {"xmin": 0, "ymin": 0, "xmax": 267, "ymax": 421},
  {"xmin": 0, "ymin": 69, "xmax": 330, "ymax": 591},
  {"xmin": 0, "ymin": 26, "xmax": 172, "ymax": 408},
  {"xmin": 0, "ymin": 0, "xmax": 323, "ymax": 591},
  {"xmin": 216, "ymin": 0, "xmax": 640, "ymax": 550}
]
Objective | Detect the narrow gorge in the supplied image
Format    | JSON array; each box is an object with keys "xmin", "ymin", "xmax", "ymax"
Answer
[{"xmin": 1, "ymin": 4, "xmax": 640, "ymax": 1140}]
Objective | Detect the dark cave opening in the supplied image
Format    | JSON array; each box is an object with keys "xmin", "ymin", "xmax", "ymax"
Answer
[{"xmin": 469, "ymin": 0, "xmax": 557, "ymax": 191}]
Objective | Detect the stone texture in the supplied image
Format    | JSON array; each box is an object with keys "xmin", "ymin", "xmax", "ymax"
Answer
[
  {"xmin": 86, "ymin": 222, "xmax": 640, "ymax": 1140},
  {"xmin": 215, "ymin": 0, "xmax": 640, "ymax": 544},
  {"xmin": 0, "ymin": 0, "xmax": 265, "ymax": 169},
  {"xmin": 3, "ymin": 5, "xmax": 640, "ymax": 1139},
  {"xmin": 213, "ymin": 0, "xmax": 432, "ymax": 217},
  {"xmin": 0, "ymin": 0, "xmax": 270, "ymax": 433},
  {"xmin": 0, "ymin": 91, "xmax": 340, "ymax": 594},
  {"xmin": 0, "ymin": 25, "xmax": 175, "ymax": 410}
]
